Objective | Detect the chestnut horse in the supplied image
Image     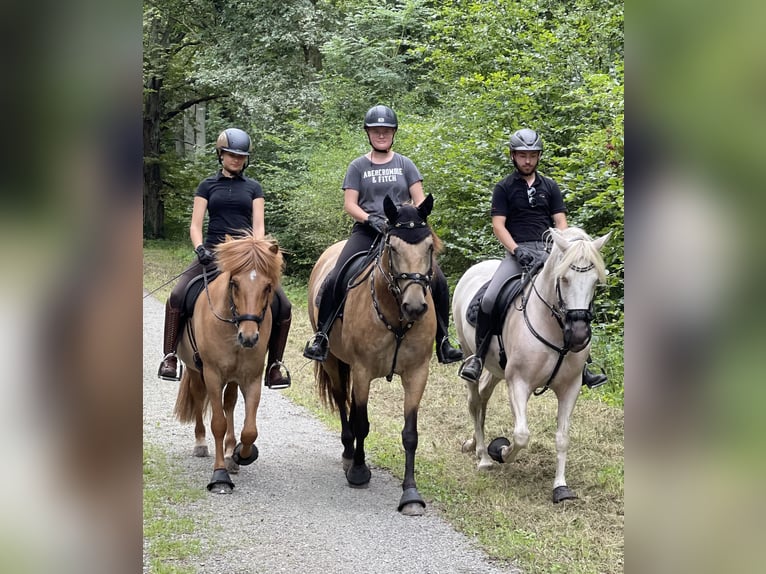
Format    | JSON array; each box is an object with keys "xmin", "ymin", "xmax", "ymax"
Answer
[
  {"xmin": 174, "ymin": 233, "xmax": 283, "ymax": 493},
  {"xmin": 453, "ymin": 227, "xmax": 611, "ymax": 503},
  {"xmin": 307, "ymin": 195, "xmax": 439, "ymax": 515}
]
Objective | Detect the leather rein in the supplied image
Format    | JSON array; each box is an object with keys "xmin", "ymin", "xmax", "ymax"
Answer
[{"xmin": 519, "ymin": 259, "xmax": 595, "ymax": 396}]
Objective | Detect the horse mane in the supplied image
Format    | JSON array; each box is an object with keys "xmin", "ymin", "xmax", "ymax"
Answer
[
  {"xmin": 214, "ymin": 232, "xmax": 284, "ymax": 285},
  {"xmin": 546, "ymin": 227, "xmax": 607, "ymax": 283}
]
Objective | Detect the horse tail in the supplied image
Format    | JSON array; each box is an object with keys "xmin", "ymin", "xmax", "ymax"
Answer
[
  {"xmin": 173, "ymin": 368, "xmax": 207, "ymax": 423},
  {"xmin": 315, "ymin": 360, "xmax": 351, "ymax": 413}
]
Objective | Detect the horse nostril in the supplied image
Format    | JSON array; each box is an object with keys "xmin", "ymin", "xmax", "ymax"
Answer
[{"xmin": 238, "ymin": 333, "xmax": 259, "ymax": 348}]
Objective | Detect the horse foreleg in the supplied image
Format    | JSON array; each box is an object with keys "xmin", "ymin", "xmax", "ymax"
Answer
[
  {"xmin": 206, "ymin": 381, "xmax": 234, "ymax": 493},
  {"xmin": 399, "ymin": 380, "xmax": 427, "ymax": 516},
  {"xmin": 345, "ymin": 384, "xmax": 371, "ymax": 487},
  {"xmin": 233, "ymin": 381, "xmax": 261, "ymax": 468},
  {"xmin": 222, "ymin": 382, "xmax": 240, "ymax": 473},
  {"xmin": 501, "ymin": 380, "xmax": 531, "ymax": 464},
  {"xmin": 551, "ymin": 382, "xmax": 581, "ymax": 503}
]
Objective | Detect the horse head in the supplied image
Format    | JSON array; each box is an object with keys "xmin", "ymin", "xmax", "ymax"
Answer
[
  {"xmin": 381, "ymin": 194, "xmax": 439, "ymax": 322},
  {"xmin": 214, "ymin": 234, "xmax": 283, "ymax": 349},
  {"xmin": 547, "ymin": 228, "xmax": 611, "ymax": 352}
]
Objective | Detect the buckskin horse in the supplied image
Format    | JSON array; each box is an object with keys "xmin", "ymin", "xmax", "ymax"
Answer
[
  {"xmin": 173, "ymin": 233, "xmax": 283, "ymax": 493},
  {"xmin": 453, "ymin": 226, "xmax": 611, "ymax": 503},
  {"xmin": 307, "ymin": 195, "xmax": 439, "ymax": 515}
]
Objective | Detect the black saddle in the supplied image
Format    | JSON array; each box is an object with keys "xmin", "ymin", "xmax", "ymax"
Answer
[
  {"xmin": 181, "ymin": 268, "xmax": 222, "ymax": 317},
  {"xmin": 314, "ymin": 251, "xmax": 370, "ymax": 317},
  {"xmin": 466, "ymin": 273, "xmax": 526, "ymax": 334}
]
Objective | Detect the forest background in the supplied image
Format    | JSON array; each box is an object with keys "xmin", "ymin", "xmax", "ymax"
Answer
[{"xmin": 143, "ymin": 0, "xmax": 624, "ymax": 354}]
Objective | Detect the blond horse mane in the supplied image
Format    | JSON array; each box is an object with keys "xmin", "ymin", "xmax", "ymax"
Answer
[
  {"xmin": 214, "ymin": 232, "xmax": 284, "ymax": 285},
  {"xmin": 545, "ymin": 227, "xmax": 607, "ymax": 283}
]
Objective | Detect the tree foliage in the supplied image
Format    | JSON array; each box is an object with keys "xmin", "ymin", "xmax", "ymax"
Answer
[{"xmin": 143, "ymin": 0, "xmax": 624, "ymax": 327}]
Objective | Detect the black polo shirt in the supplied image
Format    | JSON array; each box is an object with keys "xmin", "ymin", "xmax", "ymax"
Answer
[
  {"xmin": 195, "ymin": 170, "xmax": 264, "ymax": 246},
  {"xmin": 490, "ymin": 171, "xmax": 567, "ymax": 243}
]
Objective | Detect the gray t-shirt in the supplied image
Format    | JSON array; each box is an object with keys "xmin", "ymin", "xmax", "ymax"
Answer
[{"xmin": 342, "ymin": 153, "xmax": 423, "ymax": 217}]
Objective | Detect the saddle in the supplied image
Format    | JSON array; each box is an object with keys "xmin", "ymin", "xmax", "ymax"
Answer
[
  {"xmin": 466, "ymin": 273, "xmax": 526, "ymax": 334},
  {"xmin": 314, "ymin": 250, "xmax": 370, "ymax": 318},
  {"xmin": 181, "ymin": 268, "xmax": 223, "ymax": 318}
]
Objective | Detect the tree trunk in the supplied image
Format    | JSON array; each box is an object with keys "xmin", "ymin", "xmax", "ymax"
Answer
[{"xmin": 143, "ymin": 76, "xmax": 164, "ymax": 239}]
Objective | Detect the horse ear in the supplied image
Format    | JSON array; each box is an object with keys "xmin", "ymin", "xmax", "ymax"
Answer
[
  {"xmin": 550, "ymin": 228, "xmax": 570, "ymax": 252},
  {"xmin": 383, "ymin": 195, "xmax": 397, "ymax": 222},
  {"xmin": 269, "ymin": 242, "xmax": 279, "ymax": 254},
  {"xmin": 417, "ymin": 194, "xmax": 434, "ymax": 219},
  {"xmin": 592, "ymin": 230, "xmax": 612, "ymax": 251}
]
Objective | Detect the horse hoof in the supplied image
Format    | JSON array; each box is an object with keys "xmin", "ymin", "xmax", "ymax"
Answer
[
  {"xmin": 346, "ymin": 463, "xmax": 371, "ymax": 487},
  {"xmin": 552, "ymin": 485, "xmax": 578, "ymax": 503},
  {"xmin": 192, "ymin": 445, "xmax": 209, "ymax": 457},
  {"xmin": 461, "ymin": 438, "xmax": 476, "ymax": 453},
  {"xmin": 477, "ymin": 458, "xmax": 494, "ymax": 471},
  {"xmin": 341, "ymin": 456, "xmax": 353, "ymax": 472},
  {"xmin": 398, "ymin": 487, "xmax": 426, "ymax": 515},
  {"xmin": 224, "ymin": 456, "xmax": 240, "ymax": 474},
  {"xmin": 232, "ymin": 442, "xmax": 258, "ymax": 466},
  {"xmin": 207, "ymin": 468, "xmax": 234, "ymax": 494},
  {"xmin": 487, "ymin": 437, "xmax": 510, "ymax": 463}
]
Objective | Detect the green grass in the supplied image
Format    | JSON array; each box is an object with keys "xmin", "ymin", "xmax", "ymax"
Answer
[
  {"xmin": 143, "ymin": 444, "xmax": 207, "ymax": 573},
  {"xmin": 143, "ymin": 240, "xmax": 624, "ymax": 574}
]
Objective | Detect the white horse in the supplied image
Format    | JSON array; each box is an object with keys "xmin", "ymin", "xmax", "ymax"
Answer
[{"xmin": 452, "ymin": 227, "xmax": 611, "ymax": 503}]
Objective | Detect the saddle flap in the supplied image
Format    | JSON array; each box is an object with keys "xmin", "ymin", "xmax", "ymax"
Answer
[
  {"xmin": 182, "ymin": 268, "xmax": 223, "ymax": 317},
  {"xmin": 466, "ymin": 274, "xmax": 525, "ymax": 334},
  {"xmin": 314, "ymin": 251, "xmax": 370, "ymax": 316}
]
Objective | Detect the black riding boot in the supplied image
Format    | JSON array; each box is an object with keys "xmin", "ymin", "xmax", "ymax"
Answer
[
  {"xmin": 582, "ymin": 356, "xmax": 608, "ymax": 389},
  {"xmin": 266, "ymin": 313, "xmax": 292, "ymax": 389},
  {"xmin": 458, "ymin": 308, "xmax": 493, "ymax": 383},
  {"xmin": 432, "ymin": 272, "xmax": 463, "ymax": 364},
  {"xmin": 158, "ymin": 302, "xmax": 183, "ymax": 381},
  {"xmin": 303, "ymin": 292, "xmax": 337, "ymax": 362}
]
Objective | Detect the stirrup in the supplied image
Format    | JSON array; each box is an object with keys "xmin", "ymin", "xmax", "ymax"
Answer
[
  {"xmin": 458, "ymin": 355, "xmax": 482, "ymax": 383},
  {"xmin": 437, "ymin": 337, "xmax": 463, "ymax": 364},
  {"xmin": 158, "ymin": 353, "xmax": 182, "ymax": 382},
  {"xmin": 265, "ymin": 361, "xmax": 291, "ymax": 390},
  {"xmin": 303, "ymin": 332, "xmax": 329, "ymax": 361},
  {"xmin": 582, "ymin": 363, "xmax": 608, "ymax": 389}
]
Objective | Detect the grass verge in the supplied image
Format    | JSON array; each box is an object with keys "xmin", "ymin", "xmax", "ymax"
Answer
[{"xmin": 143, "ymin": 444, "xmax": 206, "ymax": 573}]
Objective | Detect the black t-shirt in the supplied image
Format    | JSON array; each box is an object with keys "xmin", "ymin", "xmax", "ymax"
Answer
[
  {"xmin": 490, "ymin": 171, "xmax": 567, "ymax": 243},
  {"xmin": 195, "ymin": 171, "xmax": 264, "ymax": 246}
]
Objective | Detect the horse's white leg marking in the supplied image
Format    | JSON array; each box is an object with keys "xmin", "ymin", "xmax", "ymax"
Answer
[{"xmin": 553, "ymin": 382, "xmax": 581, "ymax": 489}]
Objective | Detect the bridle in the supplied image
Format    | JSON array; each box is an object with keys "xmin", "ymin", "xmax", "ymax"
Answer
[
  {"xmin": 520, "ymin": 255, "xmax": 597, "ymax": 396},
  {"xmin": 368, "ymin": 221, "xmax": 434, "ymax": 381},
  {"xmin": 202, "ymin": 265, "xmax": 270, "ymax": 327}
]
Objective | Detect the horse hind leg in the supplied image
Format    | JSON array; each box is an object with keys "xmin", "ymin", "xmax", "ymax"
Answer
[{"xmin": 463, "ymin": 371, "xmax": 500, "ymax": 471}]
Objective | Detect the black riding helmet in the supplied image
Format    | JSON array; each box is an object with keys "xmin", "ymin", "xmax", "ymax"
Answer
[
  {"xmin": 364, "ymin": 105, "xmax": 398, "ymax": 152},
  {"xmin": 216, "ymin": 128, "xmax": 252, "ymax": 171}
]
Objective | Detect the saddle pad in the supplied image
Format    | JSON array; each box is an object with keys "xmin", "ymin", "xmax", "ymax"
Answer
[
  {"xmin": 182, "ymin": 268, "xmax": 222, "ymax": 317},
  {"xmin": 466, "ymin": 274, "xmax": 525, "ymax": 334}
]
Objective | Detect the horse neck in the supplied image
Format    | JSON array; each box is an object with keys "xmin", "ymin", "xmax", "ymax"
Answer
[
  {"xmin": 373, "ymin": 251, "xmax": 400, "ymax": 315},
  {"xmin": 525, "ymin": 262, "xmax": 562, "ymax": 328}
]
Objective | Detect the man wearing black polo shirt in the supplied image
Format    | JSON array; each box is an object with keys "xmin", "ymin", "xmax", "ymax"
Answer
[{"xmin": 458, "ymin": 128, "xmax": 607, "ymax": 389}]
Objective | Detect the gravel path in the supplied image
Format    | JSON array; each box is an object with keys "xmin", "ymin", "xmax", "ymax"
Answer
[{"xmin": 143, "ymin": 293, "xmax": 521, "ymax": 574}]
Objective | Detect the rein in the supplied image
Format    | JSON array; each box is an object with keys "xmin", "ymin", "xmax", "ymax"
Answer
[
  {"xmin": 370, "ymin": 229, "xmax": 434, "ymax": 382},
  {"xmin": 519, "ymin": 262, "xmax": 595, "ymax": 396}
]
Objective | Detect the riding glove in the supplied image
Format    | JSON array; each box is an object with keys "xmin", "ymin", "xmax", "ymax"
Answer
[
  {"xmin": 366, "ymin": 214, "xmax": 389, "ymax": 235},
  {"xmin": 195, "ymin": 244, "xmax": 215, "ymax": 265},
  {"xmin": 513, "ymin": 245, "xmax": 537, "ymax": 269}
]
